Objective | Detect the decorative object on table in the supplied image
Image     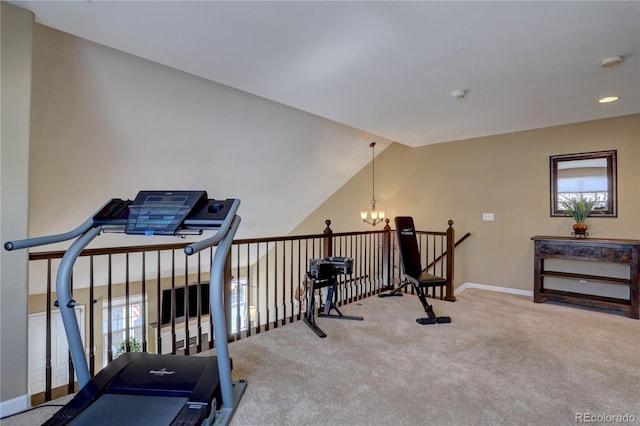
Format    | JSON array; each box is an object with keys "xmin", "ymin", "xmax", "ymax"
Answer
[{"xmin": 559, "ymin": 197, "xmax": 597, "ymax": 238}]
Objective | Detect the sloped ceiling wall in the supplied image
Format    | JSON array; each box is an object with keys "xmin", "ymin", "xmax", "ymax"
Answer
[
  {"xmin": 11, "ymin": 1, "xmax": 640, "ymax": 147},
  {"xmin": 28, "ymin": 24, "xmax": 391, "ymax": 246}
]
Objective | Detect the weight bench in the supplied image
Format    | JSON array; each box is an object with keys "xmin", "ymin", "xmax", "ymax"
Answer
[{"xmin": 379, "ymin": 216, "xmax": 451, "ymax": 325}]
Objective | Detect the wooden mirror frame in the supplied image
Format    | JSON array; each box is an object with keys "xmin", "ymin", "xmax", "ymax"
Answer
[{"xmin": 550, "ymin": 150, "xmax": 617, "ymax": 217}]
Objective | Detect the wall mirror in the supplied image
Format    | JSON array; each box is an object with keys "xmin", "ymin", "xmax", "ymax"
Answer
[{"xmin": 550, "ymin": 150, "xmax": 617, "ymax": 217}]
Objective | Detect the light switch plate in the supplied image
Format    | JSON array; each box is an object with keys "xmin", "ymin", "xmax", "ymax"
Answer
[{"xmin": 482, "ymin": 213, "xmax": 495, "ymax": 221}]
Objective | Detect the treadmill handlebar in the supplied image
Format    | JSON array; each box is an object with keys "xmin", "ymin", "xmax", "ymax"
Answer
[
  {"xmin": 3, "ymin": 200, "xmax": 113, "ymax": 252},
  {"xmin": 4, "ymin": 198, "xmax": 241, "ymax": 254},
  {"xmin": 185, "ymin": 199, "xmax": 240, "ymax": 255}
]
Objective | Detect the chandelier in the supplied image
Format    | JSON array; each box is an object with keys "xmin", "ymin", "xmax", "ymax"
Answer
[{"xmin": 360, "ymin": 142, "xmax": 385, "ymax": 226}]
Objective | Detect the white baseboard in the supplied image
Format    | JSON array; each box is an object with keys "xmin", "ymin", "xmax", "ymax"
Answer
[
  {"xmin": 456, "ymin": 282, "xmax": 533, "ymax": 298},
  {"xmin": 0, "ymin": 393, "xmax": 30, "ymax": 419}
]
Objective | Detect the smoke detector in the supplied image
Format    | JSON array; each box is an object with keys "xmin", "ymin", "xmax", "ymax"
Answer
[
  {"xmin": 450, "ymin": 89, "xmax": 468, "ymax": 100},
  {"xmin": 600, "ymin": 56, "xmax": 624, "ymax": 68}
]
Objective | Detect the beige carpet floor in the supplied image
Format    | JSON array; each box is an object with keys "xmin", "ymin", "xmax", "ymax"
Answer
[
  {"xmin": 227, "ymin": 289, "xmax": 639, "ymax": 426},
  {"xmin": 3, "ymin": 289, "xmax": 639, "ymax": 426}
]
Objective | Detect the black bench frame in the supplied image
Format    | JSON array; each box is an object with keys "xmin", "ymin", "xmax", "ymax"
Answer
[{"xmin": 379, "ymin": 216, "xmax": 451, "ymax": 325}]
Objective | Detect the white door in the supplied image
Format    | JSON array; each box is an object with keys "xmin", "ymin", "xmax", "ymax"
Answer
[{"xmin": 28, "ymin": 306, "xmax": 85, "ymax": 394}]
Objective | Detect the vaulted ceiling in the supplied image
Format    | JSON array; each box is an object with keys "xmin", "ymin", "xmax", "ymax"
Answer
[{"xmin": 11, "ymin": 1, "xmax": 640, "ymax": 147}]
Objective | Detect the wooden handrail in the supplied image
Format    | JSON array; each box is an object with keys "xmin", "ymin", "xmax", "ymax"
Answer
[
  {"xmin": 28, "ymin": 230, "xmax": 392, "ymax": 261},
  {"xmin": 425, "ymin": 232, "xmax": 472, "ymax": 271}
]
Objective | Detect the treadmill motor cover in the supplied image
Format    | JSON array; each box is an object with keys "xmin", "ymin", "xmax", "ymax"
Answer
[{"xmin": 107, "ymin": 353, "xmax": 220, "ymax": 400}]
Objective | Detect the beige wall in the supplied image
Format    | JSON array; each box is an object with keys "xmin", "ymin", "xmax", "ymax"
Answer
[
  {"xmin": 1, "ymin": 2, "xmax": 33, "ymax": 409},
  {"xmin": 295, "ymin": 114, "xmax": 640, "ymax": 291}
]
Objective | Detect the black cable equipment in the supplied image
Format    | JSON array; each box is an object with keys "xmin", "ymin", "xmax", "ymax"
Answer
[{"xmin": 303, "ymin": 256, "xmax": 363, "ymax": 338}]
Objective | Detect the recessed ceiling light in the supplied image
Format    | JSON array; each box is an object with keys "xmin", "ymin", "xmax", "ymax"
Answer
[{"xmin": 598, "ymin": 96, "xmax": 620, "ymax": 103}]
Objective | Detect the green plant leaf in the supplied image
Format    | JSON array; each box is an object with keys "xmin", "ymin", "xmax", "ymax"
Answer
[{"xmin": 559, "ymin": 197, "xmax": 598, "ymax": 222}]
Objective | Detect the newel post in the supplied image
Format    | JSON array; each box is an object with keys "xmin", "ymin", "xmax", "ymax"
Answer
[
  {"xmin": 445, "ymin": 220, "xmax": 456, "ymax": 302},
  {"xmin": 323, "ymin": 219, "xmax": 333, "ymax": 258},
  {"xmin": 382, "ymin": 218, "xmax": 392, "ymax": 290}
]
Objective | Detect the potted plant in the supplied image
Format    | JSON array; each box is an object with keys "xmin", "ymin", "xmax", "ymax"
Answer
[
  {"xmin": 559, "ymin": 197, "xmax": 597, "ymax": 237},
  {"xmin": 115, "ymin": 337, "xmax": 142, "ymax": 358}
]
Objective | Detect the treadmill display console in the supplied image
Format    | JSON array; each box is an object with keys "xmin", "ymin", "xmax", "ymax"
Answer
[
  {"xmin": 126, "ymin": 191, "xmax": 207, "ymax": 235},
  {"xmin": 93, "ymin": 199, "xmax": 133, "ymax": 225},
  {"xmin": 183, "ymin": 199, "xmax": 236, "ymax": 227}
]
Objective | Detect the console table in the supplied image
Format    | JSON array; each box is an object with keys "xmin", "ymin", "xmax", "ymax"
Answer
[{"xmin": 531, "ymin": 236, "xmax": 640, "ymax": 319}]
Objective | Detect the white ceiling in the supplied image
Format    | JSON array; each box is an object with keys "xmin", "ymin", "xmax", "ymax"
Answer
[{"xmin": 11, "ymin": 1, "xmax": 640, "ymax": 147}]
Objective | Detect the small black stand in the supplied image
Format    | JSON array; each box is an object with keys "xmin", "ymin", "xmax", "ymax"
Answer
[{"xmin": 303, "ymin": 274, "xmax": 363, "ymax": 338}]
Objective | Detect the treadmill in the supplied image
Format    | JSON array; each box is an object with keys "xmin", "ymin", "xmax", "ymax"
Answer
[{"xmin": 4, "ymin": 191, "xmax": 246, "ymax": 426}]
